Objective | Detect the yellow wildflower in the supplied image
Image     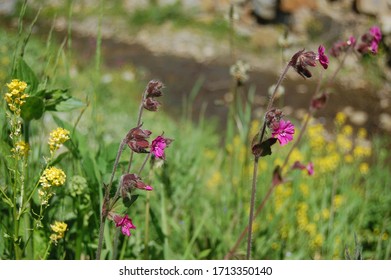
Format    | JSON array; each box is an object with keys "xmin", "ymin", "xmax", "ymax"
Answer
[
  {"xmin": 4, "ymin": 79, "xmax": 29, "ymax": 114},
  {"xmin": 353, "ymin": 143, "xmax": 372, "ymax": 158},
  {"xmin": 358, "ymin": 128, "xmax": 367, "ymax": 139},
  {"xmin": 335, "ymin": 112, "xmax": 346, "ymax": 126},
  {"xmin": 337, "ymin": 134, "xmax": 352, "ymax": 152},
  {"xmin": 344, "ymin": 154, "xmax": 354, "ymax": 163},
  {"xmin": 40, "ymin": 167, "xmax": 66, "ymax": 188},
  {"xmin": 382, "ymin": 232, "xmax": 389, "ymax": 241},
  {"xmin": 341, "ymin": 125, "xmax": 353, "ymax": 136},
  {"xmin": 321, "ymin": 208, "xmax": 330, "ymax": 220},
  {"xmin": 50, "ymin": 221, "xmax": 68, "ymax": 244},
  {"xmin": 359, "ymin": 162, "xmax": 369, "ymax": 174},
  {"xmin": 311, "ymin": 233, "xmax": 324, "ymax": 249},
  {"xmin": 333, "ymin": 194, "xmax": 344, "ymax": 209},
  {"xmin": 207, "ymin": 171, "xmax": 222, "ymax": 190},
  {"xmin": 299, "ymin": 183, "xmax": 309, "ymax": 197},
  {"xmin": 48, "ymin": 127, "xmax": 70, "ymax": 153},
  {"xmin": 11, "ymin": 140, "xmax": 30, "ymax": 158}
]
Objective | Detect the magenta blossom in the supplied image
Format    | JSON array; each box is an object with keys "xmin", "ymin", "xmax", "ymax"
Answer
[
  {"xmin": 271, "ymin": 119, "xmax": 295, "ymax": 146},
  {"xmin": 306, "ymin": 162, "xmax": 314, "ymax": 176},
  {"xmin": 292, "ymin": 161, "xmax": 314, "ymax": 176},
  {"xmin": 114, "ymin": 214, "xmax": 136, "ymax": 236},
  {"xmin": 151, "ymin": 135, "xmax": 173, "ymax": 159},
  {"xmin": 370, "ymin": 26, "xmax": 382, "ymax": 43},
  {"xmin": 317, "ymin": 45, "xmax": 329, "ymax": 69}
]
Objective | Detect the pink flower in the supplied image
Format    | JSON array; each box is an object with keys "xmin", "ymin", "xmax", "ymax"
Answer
[
  {"xmin": 292, "ymin": 161, "xmax": 314, "ymax": 176},
  {"xmin": 317, "ymin": 45, "xmax": 329, "ymax": 69},
  {"xmin": 151, "ymin": 135, "xmax": 173, "ymax": 159},
  {"xmin": 370, "ymin": 26, "xmax": 382, "ymax": 43},
  {"xmin": 114, "ymin": 214, "xmax": 136, "ymax": 236},
  {"xmin": 271, "ymin": 119, "xmax": 295, "ymax": 146},
  {"xmin": 306, "ymin": 162, "xmax": 314, "ymax": 176}
]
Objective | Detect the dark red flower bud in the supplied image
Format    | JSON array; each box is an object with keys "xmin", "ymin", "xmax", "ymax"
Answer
[
  {"xmin": 310, "ymin": 92, "xmax": 328, "ymax": 111},
  {"xmin": 121, "ymin": 173, "xmax": 153, "ymax": 198},
  {"xmin": 265, "ymin": 108, "xmax": 284, "ymax": 130},
  {"xmin": 143, "ymin": 97, "xmax": 161, "ymax": 111},
  {"xmin": 125, "ymin": 124, "xmax": 151, "ymax": 153},
  {"xmin": 146, "ymin": 80, "xmax": 164, "ymax": 98}
]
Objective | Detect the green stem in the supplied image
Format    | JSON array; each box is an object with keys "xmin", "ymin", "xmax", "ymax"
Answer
[
  {"xmin": 42, "ymin": 242, "xmax": 52, "ymax": 260},
  {"xmin": 143, "ymin": 191, "xmax": 151, "ymax": 259},
  {"xmin": 246, "ymin": 63, "xmax": 291, "ymax": 259}
]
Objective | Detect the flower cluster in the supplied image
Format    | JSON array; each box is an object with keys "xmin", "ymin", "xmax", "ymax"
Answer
[
  {"xmin": 331, "ymin": 25, "xmax": 382, "ymax": 57},
  {"xmin": 48, "ymin": 127, "xmax": 70, "ymax": 154},
  {"xmin": 290, "ymin": 45, "xmax": 329, "ymax": 78},
  {"xmin": 357, "ymin": 26, "xmax": 382, "ymax": 54},
  {"xmin": 50, "ymin": 221, "xmax": 68, "ymax": 245},
  {"xmin": 38, "ymin": 166, "xmax": 66, "ymax": 205},
  {"xmin": 143, "ymin": 80, "xmax": 164, "ymax": 111},
  {"xmin": 230, "ymin": 60, "xmax": 250, "ymax": 85},
  {"xmin": 11, "ymin": 140, "xmax": 30, "ymax": 158},
  {"xmin": 4, "ymin": 79, "xmax": 29, "ymax": 114},
  {"xmin": 102, "ymin": 80, "xmax": 173, "ymax": 243}
]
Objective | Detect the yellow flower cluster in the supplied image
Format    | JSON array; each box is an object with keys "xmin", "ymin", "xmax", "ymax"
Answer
[
  {"xmin": 38, "ymin": 167, "xmax": 66, "ymax": 205},
  {"xmin": 48, "ymin": 127, "xmax": 70, "ymax": 153},
  {"xmin": 4, "ymin": 79, "xmax": 29, "ymax": 114},
  {"xmin": 40, "ymin": 167, "xmax": 66, "ymax": 188},
  {"xmin": 50, "ymin": 221, "xmax": 67, "ymax": 244},
  {"xmin": 307, "ymin": 114, "xmax": 372, "ymax": 175},
  {"xmin": 11, "ymin": 140, "xmax": 30, "ymax": 158}
]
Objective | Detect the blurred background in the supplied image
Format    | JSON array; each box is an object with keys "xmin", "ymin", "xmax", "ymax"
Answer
[{"xmin": 1, "ymin": 0, "xmax": 391, "ymax": 135}]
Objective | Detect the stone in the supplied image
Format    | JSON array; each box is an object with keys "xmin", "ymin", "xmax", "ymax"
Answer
[
  {"xmin": 280, "ymin": 0, "xmax": 318, "ymax": 13},
  {"xmin": 251, "ymin": 0, "xmax": 278, "ymax": 20},
  {"xmin": 355, "ymin": 0, "xmax": 388, "ymax": 16},
  {"xmin": 0, "ymin": 0, "xmax": 17, "ymax": 15}
]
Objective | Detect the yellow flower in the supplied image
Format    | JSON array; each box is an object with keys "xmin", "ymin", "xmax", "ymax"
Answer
[
  {"xmin": 40, "ymin": 166, "xmax": 66, "ymax": 188},
  {"xmin": 50, "ymin": 221, "xmax": 68, "ymax": 244},
  {"xmin": 299, "ymin": 183, "xmax": 309, "ymax": 197},
  {"xmin": 311, "ymin": 233, "xmax": 324, "ymax": 249},
  {"xmin": 333, "ymin": 194, "xmax": 344, "ymax": 209},
  {"xmin": 337, "ymin": 134, "xmax": 352, "ymax": 152},
  {"xmin": 335, "ymin": 112, "xmax": 346, "ymax": 126},
  {"xmin": 344, "ymin": 154, "xmax": 354, "ymax": 163},
  {"xmin": 358, "ymin": 128, "xmax": 367, "ymax": 139},
  {"xmin": 48, "ymin": 127, "xmax": 70, "ymax": 153},
  {"xmin": 341, "ymin": 125, "xmax": 353, "ymax": 136},
  {"xmin": 207, "ymin": 171, "xmax": 222, "ymax": 190},
  {"xmin": 11, "ymin": 140, "xmax": 30, "ymax": 158},
  {"xmin": 4, "ymin": 79, "xmax": 29, "ymax": 114},
  {"xmin": 321, "ymin": 208, "xmax": 330, "ymax": 220},
  {"xmin": 359, "ymin": 162, "xmax": 369, "ymax": 174},
  {"xmin": 353, "ymin": 143, "xmax": 372, "ymax": 158}
]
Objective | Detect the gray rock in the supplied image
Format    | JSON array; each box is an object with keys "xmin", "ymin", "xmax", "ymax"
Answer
[{"xmin": 251, "ymin": 0, "xmax": 278, "ymax": 20}]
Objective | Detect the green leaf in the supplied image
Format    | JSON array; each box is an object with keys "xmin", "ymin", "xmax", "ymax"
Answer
[
  {"xmin": 14, "ymin": 58, "xmax": 39, "ymax": 94},
  {"xmin": 55, "ymin": 97, "xmax": 85, "ymax": 112},
  {"xmin": 21, "ymin": 96, "xmax": 44, "ymax": 121}
]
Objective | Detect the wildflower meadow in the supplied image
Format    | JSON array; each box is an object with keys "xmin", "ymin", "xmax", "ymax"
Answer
[{"xmin": 0, "ymin": 1, "xmax": 390, "ymax": 261}]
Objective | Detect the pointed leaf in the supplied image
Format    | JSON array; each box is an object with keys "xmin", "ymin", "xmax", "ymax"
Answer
[
  {"xmin": 55, "ymin": 97, "xmax": 85, "ymax": 112},
  {"xmin": 21, "ymin": 96, "xmax": 44, "ymax": 121},
  {"xmin": 14, "ymin": 58, "xmax": 39, "ymax": 94}
]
